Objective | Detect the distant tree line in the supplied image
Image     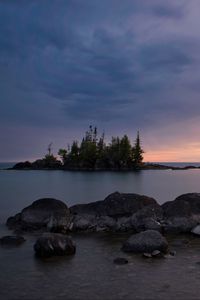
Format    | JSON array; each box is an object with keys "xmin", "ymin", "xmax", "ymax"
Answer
[{"xmin": 56, "ymin": 126, "xmax": 144, "ymax": 170}]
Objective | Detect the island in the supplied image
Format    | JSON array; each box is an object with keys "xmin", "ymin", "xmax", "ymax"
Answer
[{"xmin": 9, "ymin": 126, "xmax": 200, "ymax": 171}]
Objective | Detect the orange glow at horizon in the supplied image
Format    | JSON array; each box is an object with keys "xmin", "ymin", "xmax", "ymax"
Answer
[{"xmin": 144, "ymin": 143, "xmax": 200, "ymax": 162}]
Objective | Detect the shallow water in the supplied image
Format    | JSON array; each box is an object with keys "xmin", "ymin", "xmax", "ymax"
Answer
[{"xmin": 1, "ymin": 169, "xmax": 200, "ymax": 299}]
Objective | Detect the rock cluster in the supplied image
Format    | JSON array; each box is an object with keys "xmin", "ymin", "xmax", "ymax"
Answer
[
  {"xmin": 5, "ymin": 192, "xmax": 200, "ymax": 258},
  {"xmin": 6, "ymin": 192, "xmax": 200, "ymax": 235}
]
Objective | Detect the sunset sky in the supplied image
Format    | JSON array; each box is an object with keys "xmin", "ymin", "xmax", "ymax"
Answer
[{"xmin": 1, "ymin": 0, "xmax": 200, "ymax": 162}]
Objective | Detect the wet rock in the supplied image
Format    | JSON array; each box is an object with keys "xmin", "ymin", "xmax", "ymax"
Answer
[
  {"xmin": 151, "ymin": 250, "xmax": 162, "ymax": 257},
  {"xmin": 34, "ymin": 233, "xmax": 76, "ymax": 258},
  {"xmin": 0, "ymin": 235, "xmax": 25, "ymax": 246},
  {"xmin": 96, "ymin": 216, "xmax": 117, "ymax": 231},
  {"xmin": 71, "ymin": 215, "xmax": 96, "ymax": 231},
  {"xmin": 70, "ymin": 192, "xmax": 160, "ymax": 232},
  {"xmin": 115, "ymin": 216, "xmax": 132, "ymax": 231},
  {"xmin": 162, "ymin": 193, "xmax": 200, "ymax": 233},
  {"xmin": 143, "ymin": 253, "xmax": 152, "ymax": 258},
  {"xmin": 7, "ymin": 198, "xmax": 71, "ymax": 233},
  {"xmin": 113, "ymin": 257, "xmax": 128, "ymax": 265},
  {"xmin": 169, "ymin": 250, "xmax": 176, "ymax": 256},
  {"xmin": 162, "ymin": 217, "xmax": 197, "ymax": 233},
  {"xmin": 191, "ymin": 225, "xmax": 200, "ymax": 235},
  {"xmin": 70, "ymin": 192, "xmax": 158, "ymax": 217},
  {"xmin": 122, "ymin": 230, "xmax": 168, "ymax": 253},
  {"xmin": 131, "ymin": 205, "xmax": 163, "ymax": 232}
]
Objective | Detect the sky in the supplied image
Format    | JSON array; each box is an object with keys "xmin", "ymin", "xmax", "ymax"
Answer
[{"xmin": 1, "ymin": 0, "xmax": 200, "ymax": 162}]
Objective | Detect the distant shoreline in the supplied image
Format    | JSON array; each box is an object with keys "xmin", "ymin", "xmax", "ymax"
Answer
[{"xmin": 5, "ymin": 162, "xmax": 200, "ymax": 171}]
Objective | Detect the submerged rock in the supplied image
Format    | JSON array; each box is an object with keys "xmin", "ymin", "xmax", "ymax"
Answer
[
  {"xmin": 0, "ymin": 235, "xmax": 25, "ymax": 246},
  {"xmin": 7, "ymin": 198, "xmax": 71, "ymax": 233},
  {"xmin": 113, "ymin": 257, "xmax": 128, "ymax": 265},
  {"xmin": 34, "ymin": 233, "xmax": 76, "ymax": 258},
  {"xmin": 122, "ymin": 230, "xmax": 168, "ymax": 253}
]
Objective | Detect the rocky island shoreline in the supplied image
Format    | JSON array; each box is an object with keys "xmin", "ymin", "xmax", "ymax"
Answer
[
  {"xmin": 2, "ymin": 192, "xmax": 200, "ymax": 258},
  {"xmin": 7, "ymin": 161, "xmax": 200, "ymax": 171}
]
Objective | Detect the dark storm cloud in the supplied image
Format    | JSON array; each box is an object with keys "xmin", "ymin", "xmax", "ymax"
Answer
[{"xmin": 0, "ymin": 0, "xmax": 200, "ymax": 160}]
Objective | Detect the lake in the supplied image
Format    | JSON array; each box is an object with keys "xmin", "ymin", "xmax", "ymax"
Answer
[{"xmin": 1, "ymin": 166, "xmax": 200, "ymax": 299}]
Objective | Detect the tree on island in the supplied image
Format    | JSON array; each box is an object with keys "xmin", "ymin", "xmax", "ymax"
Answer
[
  {"xmin": 57, "ymin": 126, "xmax": 144, "ymax": 170},
  {"xmin": 132, "ymin": 131, "xmax": 144, "ymax": 167}
]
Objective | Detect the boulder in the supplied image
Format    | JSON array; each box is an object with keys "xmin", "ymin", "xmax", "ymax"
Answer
[
  {"xmin": 7, "ymin": 198, "xmax": 71, "ymax": 233},
  {"xmin": 70, "ymin": 192, "xmax": 161, "ymax": 232},
  {"xmin": 162, "ymin": 193, "xmax": 200, "ymax": 217},
  {"xmin": 71, "ymin": 214, "xmax": 96, "ymax": 231},
  {"xmin": 162, "ymin": 217, "xmax": 197, "ymax": 233},
  {"xmin": 122, "ymin": 230, "xmax": 168, "ymax": 253},
  {"xmin": 191, "ymin": 225, "xmax": 200, "ymax": 235},
  {"xmin": 0, "ymin": 235, "xmax": 25, "ymax": 246},
  {"xmin": 34, "ymin": 233, "xmax": 76, "ymax": 258},
  {"xmin": 130, "ymin": 205, "xmax": 163, "ymax": 232},
  {"xmin": 162, "ymin": 193, "xmax": 200, "ymax": 232},
  {"xmin": 70, "ymin": 192, "xmax": 158, "ymax": 217}
]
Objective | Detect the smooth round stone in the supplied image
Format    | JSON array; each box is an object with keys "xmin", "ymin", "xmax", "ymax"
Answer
[{"xmin": 113, "ymin": 257, "xmax": 128, "ymax": 265}]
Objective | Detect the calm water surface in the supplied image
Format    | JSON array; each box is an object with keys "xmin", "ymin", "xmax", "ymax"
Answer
[{"xmin": 1, "ymin": 167, "xmax": 200, "ymax": 299}]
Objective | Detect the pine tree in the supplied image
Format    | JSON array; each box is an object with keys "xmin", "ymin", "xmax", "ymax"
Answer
[{"xmin": 133, "ymin": 131, "xmax": 144, "ymax": 167}]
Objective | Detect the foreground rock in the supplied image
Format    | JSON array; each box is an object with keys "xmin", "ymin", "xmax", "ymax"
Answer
[
  {"xmin": 0, "ymin": 235, "xmax": 26, "ymax": 246},
  {"xmin": 122, "ymin": 230, "xmax": 168, "ymax": 253},
  {"xmin": 113, "ymin": 257, "xmax": 128, "ymax": 265},
  {"xmin": 71, "ymin": 192, "xmax": 157, "ymax": 217},
  {"xmin": 34, "ymin": 233, "xmax": 76, "ymax": 258},
  {"xmin": 70, "ymin": 192, "xmax": 162, "ymax": 232},
  {"xmin": 7, "ymin": 198, "xmax": 71, "ymax": 233},
  {"xmin": 162, "ymin": 193, "xmax": 200, "ymax": 233},
  {"xmin": 191, "ymin": 225, "xmax": 200, "ymax": 235}
]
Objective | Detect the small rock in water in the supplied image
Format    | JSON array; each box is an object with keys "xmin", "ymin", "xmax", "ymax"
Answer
[
  {"xmin": 143, "ymin": 253, "xmax": 152, "ymax": 258},
  {"xmin": 151, "ymin": 250, "xmax": 162, "ymax": 257},
  {"xmin": 191, "ymin": 225, "xmax": 200, "ymax": 235},
  {"xmin": 113, "ymin": 257, "xmax": 128, "ymax": 265},
  {"xmin": 169, "ymin": 250, "xmax": 176, "ymax": 256},
  {"xmin": 34, "ymin": 233, "xmax": 76, "ymax": 258},
  {"xmin": 0, "ymin": 235, "xmax": 26, "ymax": 246}
]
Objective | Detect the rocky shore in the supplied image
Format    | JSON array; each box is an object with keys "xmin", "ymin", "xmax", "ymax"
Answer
[{"xmin": 3, "ymin": 192, "xmax": 200, "ymax": 258}]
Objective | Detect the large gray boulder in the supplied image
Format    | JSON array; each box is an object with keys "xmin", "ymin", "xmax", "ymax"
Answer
[
  {"xmin": 70, "ymin": 192, "xmax": 158, "ymax": 217},
  {"xmin": 70, "ymin": 192, "xmax": 159, "ymax": 232},
  {"xmin": 122, "ymin": 230, "xmax": 168, "ymax": 253},
  {"xmin": 7, "ymin": 198, "xmax": 71, "ymax": 233},
  {"xmin": 162, "ymin": 193, "xmax": 200, "ymax": 232},
  {"xmin": 130, "ymin": 205, "xmax": 163, "ymax": 232},
  {"xmin": 34, "ymin": 233, "xmax": 76, "ymax": 257}
]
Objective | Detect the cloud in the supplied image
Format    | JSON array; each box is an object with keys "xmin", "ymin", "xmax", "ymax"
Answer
[{"xmin": 0, "ymin": 0, "xmax": 200, "ymax": 160}]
